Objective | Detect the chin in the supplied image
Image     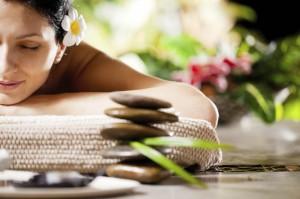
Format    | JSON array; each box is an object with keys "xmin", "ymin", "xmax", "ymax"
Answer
[{"xmin": 0, "ymin": 94, "xmax": 30, "ymax": 105}]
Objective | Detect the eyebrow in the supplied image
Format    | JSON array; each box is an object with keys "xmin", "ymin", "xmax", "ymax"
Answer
[{"xmin": 16, "ymin": 33, "xmax": 43, "ymax": 39}]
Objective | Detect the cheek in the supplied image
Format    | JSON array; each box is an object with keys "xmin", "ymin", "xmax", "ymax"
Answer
[
  {"xmin": 14, "ymin": 46, "xmax": 57, "ymax": 73},
  {"xmin": 13, "ymin": 45, "xmax": 58, "ymax": 93}
]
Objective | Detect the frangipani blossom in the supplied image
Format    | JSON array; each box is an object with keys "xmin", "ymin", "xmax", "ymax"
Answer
[{"xmin": 61, "ymin": 7, "xmax": 86, "ymax": 47}]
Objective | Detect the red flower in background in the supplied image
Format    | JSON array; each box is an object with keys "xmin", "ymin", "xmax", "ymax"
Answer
[
  {"xmin": 190, "ymin": 63, "xmax": 203, "ymax": 85},
  {"xmin": 172, "ymin": 54, "xmax": 252, "ymax": 92}
]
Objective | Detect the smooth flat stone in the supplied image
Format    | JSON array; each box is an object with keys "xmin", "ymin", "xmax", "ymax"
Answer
[
  {"xmin": 101, "ymin": 123, "xmax": 169, "ymax": 140},
  {"xmin": 106, "ymin": 163, "xmax": 171, "ymax": 184},
  {"xmin": 102, "ymin": 146, "xmax": 143, "ymax": 160},
  {"xmin": 105, "ymin": 108, "xmax": 179, "ymax": 124},
  {"xmin": 110, "ymin": 93, "xmax": 172, "ymax": 109},
  {"xmin": 102, "ymin": 145, "xmax": 172, "ymax": 161}
]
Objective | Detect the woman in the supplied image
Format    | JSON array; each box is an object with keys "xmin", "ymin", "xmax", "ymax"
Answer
[{"xmin": 0, "ymin": 0, "xmax": 218, "ymax": 127}]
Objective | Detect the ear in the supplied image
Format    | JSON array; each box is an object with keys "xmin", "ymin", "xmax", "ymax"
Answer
[{"xmin": 54, "ymin": 43, "xmax": 67, "ymax": 64}]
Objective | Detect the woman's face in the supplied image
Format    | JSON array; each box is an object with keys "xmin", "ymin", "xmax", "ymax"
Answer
[{"xmin": 0, "ymin": 1, "xmax": 63, "ymax": 105}]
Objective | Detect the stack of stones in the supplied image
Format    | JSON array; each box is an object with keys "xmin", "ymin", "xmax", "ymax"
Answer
[{"xmin": 101, "ymin": 93, "xmax": 179, "ymax": 184}]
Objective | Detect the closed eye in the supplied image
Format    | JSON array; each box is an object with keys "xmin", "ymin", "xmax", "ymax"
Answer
[{"xmin": 20, "ymin": 45, "xmax": 40, "ymax": 50}]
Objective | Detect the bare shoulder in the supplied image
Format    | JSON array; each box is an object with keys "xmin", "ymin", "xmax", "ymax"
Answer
[
  {"xmin": 63, "ymin": 42, "xmax": 104, "ymax": 81},
  {"xmin": 40, "ymin": 42, "xmax": 161, "ymax": 94},
  {"xmin": 62, "ymin": 42, "xmax": 162, "ymax": 92},
  {"xmin": 33, "ymin": 42, "xmax": 98, "ymax": 94}
]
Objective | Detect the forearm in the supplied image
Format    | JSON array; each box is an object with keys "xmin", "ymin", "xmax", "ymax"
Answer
[
  {"xmin": 2, "ymin": 92, "xmax": 117, "ymax": 116},
  {"xmin": 3, "ymin": 82, "xmax": 218, "ymax": 127}
]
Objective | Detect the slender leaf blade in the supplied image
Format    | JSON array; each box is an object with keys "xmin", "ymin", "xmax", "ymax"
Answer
[
  {"xmin": 244, "ymin": 83, "xmax": 275, "ymax": 123},
  {"xmin": 143, "ymin": 137, "xmax": 234, "ymax": 151}
]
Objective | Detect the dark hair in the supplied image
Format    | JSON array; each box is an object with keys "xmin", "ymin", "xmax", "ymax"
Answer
[{"xmin": 8, "ymin": 0, "xmax": 71, "ymax": 43}]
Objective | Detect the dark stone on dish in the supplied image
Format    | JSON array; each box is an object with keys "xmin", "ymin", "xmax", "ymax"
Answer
[{"xmin": 12, "ymin": 172, "xmax": 93, "ymax": 188}]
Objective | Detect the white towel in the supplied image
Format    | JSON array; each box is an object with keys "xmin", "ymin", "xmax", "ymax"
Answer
[{"xmin": 0, "ymin": 115, "xmax": 222, "ymax": 173}]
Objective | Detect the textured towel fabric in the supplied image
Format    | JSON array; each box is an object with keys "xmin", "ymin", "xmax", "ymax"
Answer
[{"xmin": 0, "ymin": 115, "xmax": 222, "ymax": 173}]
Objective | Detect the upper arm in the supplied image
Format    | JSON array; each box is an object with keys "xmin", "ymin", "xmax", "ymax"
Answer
[{"xmin": 66, "ymin": 42, "xmax": 164, "ymax": 92}]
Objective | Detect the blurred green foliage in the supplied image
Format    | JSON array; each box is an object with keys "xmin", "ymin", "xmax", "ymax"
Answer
[
  {"xmin": 233, "ymin": 35, "xmax": 300, "ymax": 123},
  {"xmin": 72, "ymin": 0, "xmax": 300, "ymax": 123},
  {"xmin": 135, "ymin": 34, "xmax": 207, "ymax": 79}
]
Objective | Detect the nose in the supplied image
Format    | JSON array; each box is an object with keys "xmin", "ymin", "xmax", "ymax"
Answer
[{"xmin": 0, "ymin": 43, "xmax": 17, "ymax": 75}]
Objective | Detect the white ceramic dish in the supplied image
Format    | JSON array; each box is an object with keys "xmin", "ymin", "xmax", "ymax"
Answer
[{"xmin": 0, "ymin": 176, "xmax": 140, "ymax": 199}]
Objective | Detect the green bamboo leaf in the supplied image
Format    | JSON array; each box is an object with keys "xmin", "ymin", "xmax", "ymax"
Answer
[
  {"xmin": 143, "ymin": 137, "xmax": 234, "ymax": 151},
  {"xmin": 245, "ymin": 84, "xmax": 270, "ymax": 114},
  {"xmin": 244, "ymin": 83, "xmax": 275, "ymax": 122},
  {"xmin": 130, "ymin": 142, "xmax": 207, "ymax": 189}
]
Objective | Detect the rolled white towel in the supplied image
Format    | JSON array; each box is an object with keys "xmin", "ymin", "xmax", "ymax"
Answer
[{"xmin": 0, "ymin": 115, "xmax": 222, "ymax": 173}]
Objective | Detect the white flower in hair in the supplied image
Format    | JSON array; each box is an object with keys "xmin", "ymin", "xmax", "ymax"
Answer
[{"xmin": 61, "ymin": 7, "xmax": 86, "ymax": 47}]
